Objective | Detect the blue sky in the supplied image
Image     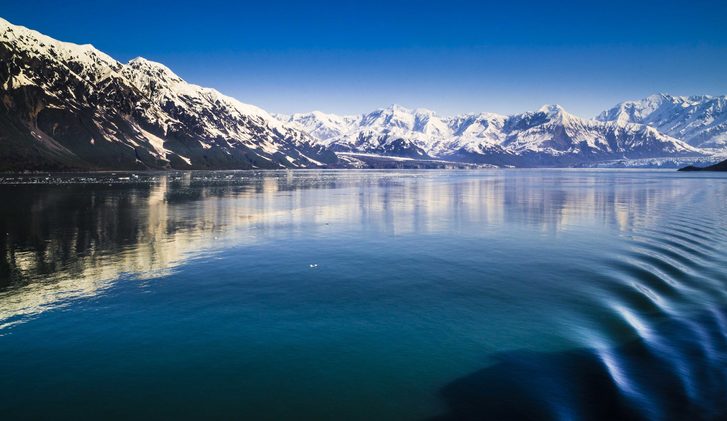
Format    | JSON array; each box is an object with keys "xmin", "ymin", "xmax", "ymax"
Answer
[{"xmin": 4, "ymin": 0, "xmax": 726, "ymax": 116}]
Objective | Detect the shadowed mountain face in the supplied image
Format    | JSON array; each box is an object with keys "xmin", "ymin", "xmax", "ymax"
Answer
[{"xmin": 0, "ymin": 18, "xmax": 337, "ymax": 171}]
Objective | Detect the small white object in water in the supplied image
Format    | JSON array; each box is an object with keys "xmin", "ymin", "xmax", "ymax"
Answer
[{"xmin": 309, "ymin": 264, "xmax": 318, "ymax": 268}]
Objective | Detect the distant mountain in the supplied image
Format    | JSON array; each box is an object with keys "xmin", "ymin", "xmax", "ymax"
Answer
[
  {"xmin": 277, "ymin": 111, "xmax": 359, "ymax": 143},
  {"xmin": 0, "ymin": 18, "xmax": 336, "ymax": 171},
  {"xmin": 0, "ymin": 17, "xmax": 715, "ymax": 171},
  {"xmin": 281, "ymin": 106, "xmax": 447, "ymax": 159},
  {"xmin": 280, "ymin": 104, "xmax": 701, "ymax": 167},
  {"xmin": 597, "ymin": 94, "xmax": 727, "ymax": 148}
]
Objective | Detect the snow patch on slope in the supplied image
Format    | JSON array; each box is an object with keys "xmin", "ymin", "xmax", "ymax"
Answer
[{"xmin": 279, "ymin": 103, "xmax": 702, "ymax": 164}]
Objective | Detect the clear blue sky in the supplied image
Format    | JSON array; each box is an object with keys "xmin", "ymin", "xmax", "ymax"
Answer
[{"xmin": 3, "ymin": 0, "xmax": 726, "ymax": 117}]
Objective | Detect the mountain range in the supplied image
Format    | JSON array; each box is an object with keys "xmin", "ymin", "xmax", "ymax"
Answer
[
  {"xmin": 0, "ymin": 17, "xmax": 725, "ymax": 171},
  {"xmin": 597, "ymin": 94, "xmax": 727, "ymax": 148},
  {"xmin": 277, "ymin": 103, "xmax": 703, "ymax": 167},
  {"xmin": 0, "ymin": 17, "xmax": 335, "ymax": 171}
]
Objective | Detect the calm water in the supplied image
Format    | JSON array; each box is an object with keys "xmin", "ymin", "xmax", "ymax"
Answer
[{"xmin": 1, "ymin": 169, "xmax": 726, "ymax": 420}]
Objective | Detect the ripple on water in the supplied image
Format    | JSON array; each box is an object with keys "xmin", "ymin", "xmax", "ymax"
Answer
[
  {"xmin": 435, "ymin": 190, "xmax": 727, "ymax": 420},
  {"xmin": 1, "ymin": 170, "xmax": 726, "ymax": 420}
]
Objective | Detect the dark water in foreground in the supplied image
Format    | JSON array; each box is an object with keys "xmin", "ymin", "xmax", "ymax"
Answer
[{"xmin": 0, "ymin": 169, "xmax": 726, "ymax": 420}]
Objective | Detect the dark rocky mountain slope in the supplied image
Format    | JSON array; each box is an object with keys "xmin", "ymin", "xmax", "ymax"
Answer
[{"xmin": 0, "ymin": 18, "xmax": 336, "ymax": 171}]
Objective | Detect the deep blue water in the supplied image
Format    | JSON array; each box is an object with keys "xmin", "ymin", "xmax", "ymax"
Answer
[{"xmin": 0, "ymin": 169, "xmax": 726, "ymax": 420}]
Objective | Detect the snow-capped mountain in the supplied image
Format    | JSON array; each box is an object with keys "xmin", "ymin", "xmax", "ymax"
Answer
[
  {"xmin": 279, "ymin": 105, "xmax": 451, "ymax": 158},
  {"xmin": 280, "ymin": 111, "xmax": 359, "ymax": 142},
  {"xmin": 0, "ymin": 17, "xmax": 336, "ymax": 170},
  {"xmin": 486, "ymin": 105, "xmax": 698, "ymax": 165},
  {"xmin": 0, "ymin": 17, "xmax": 713, "ymax": 170},
  {"xmin": 280, "ymin": 104, "xmax": 700, "ymax": 166},
  {"xmin": 597, "ymin": 94, "xmax": 727, "ymax": 148}
]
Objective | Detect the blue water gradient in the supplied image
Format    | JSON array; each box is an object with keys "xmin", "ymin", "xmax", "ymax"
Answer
[{"xmin": 0, "ymin": 170, "xmax": 726, "ymax": 419}]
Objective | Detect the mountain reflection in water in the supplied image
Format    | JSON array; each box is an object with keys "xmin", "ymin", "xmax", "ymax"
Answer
[{"xmin": 0, "ymin": 169, "xmax": 726, "ymax": 420}]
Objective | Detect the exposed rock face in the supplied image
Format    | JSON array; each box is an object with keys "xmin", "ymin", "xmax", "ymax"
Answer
[{"xmin": 0, "ymin": 18, "xmax": 336, "ymax": 171}]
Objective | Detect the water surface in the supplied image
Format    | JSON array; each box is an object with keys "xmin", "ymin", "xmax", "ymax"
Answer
[{"xmin": 1, "ymin": 169, "xmax": 726, "ymax": 420}]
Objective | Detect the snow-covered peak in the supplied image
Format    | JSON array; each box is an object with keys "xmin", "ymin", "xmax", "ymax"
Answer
[
  {"xmin": 0, "ymin": 17, "xmax": 121, "ymax": 84},
  {"xmin": 599, "ymin": 93, "xmax": 710, "ymax": 123},
  {"xmin": 535, "ymin": 104, "xmax": 577, "ymax": 124},
  {"xmin": 127, "ymin": 57, "xmax": 184, "ymax": 83},
  {"xmin": 123, "ymin": 56, "xmax": 280, "ymax": 125},
  {"xmin": 359, "ymin": 104, "xmax": 448, "ymax": 134},
  {"xmin": 0, "ymin": 17, "xmax": 110, "ymax": 61},
  {"xmin": 537, "ymin": 104, "xmax": 566, "ymax": 115},
  {"xmin": 361, "ymin": 105, "xmax": 414, "ymax": 129},
  {"xmin": 1, "ymin": 16, "xmax": 713, "ymax": 169},
  {"xmin": 3, "ymin": 17, "xmax": 303, "ymax": 147},
  {"xmin": 124, "ymin": 57, "xmax": 194, "ymax": 96},
  {"xmin": 448, "ymin": 112, "xmax": 507, "ymax": 133},
  {"xmin": 281, "ymin": 110, "xmax": 360, "ymax": 141},
  {"xmin": 598, "ymin": 93, "xmax": 727, "ymax": 147},
  {"xmin": 412, "ymin": 107, "xmax": 437, "ymax": 115},
  {"xmin": 388, "ymin": 103, "xmax": 413, "ymax": 113},
  {"xmin": 296, "ymin": 110, "xmax": 356, "ymax": 123},
  {"xmin": 0, "ymin": 17, "xmax": 332, "ymax": 170},
  {"xmin": 283, "ymin": 101, "xmax": 701, "ymax": 162},
  {"xmin": 380, "ymin": 104, "xmax": 437, "ymax": 118},
  {"xmin": 121, "ymin": 57, "xmax": 280, "ymax": 128}
]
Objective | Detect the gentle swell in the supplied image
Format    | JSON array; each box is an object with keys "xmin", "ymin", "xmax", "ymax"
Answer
[{"xmin": 434, "ymin": 198, "xmax": 727, "ymax": 420}]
